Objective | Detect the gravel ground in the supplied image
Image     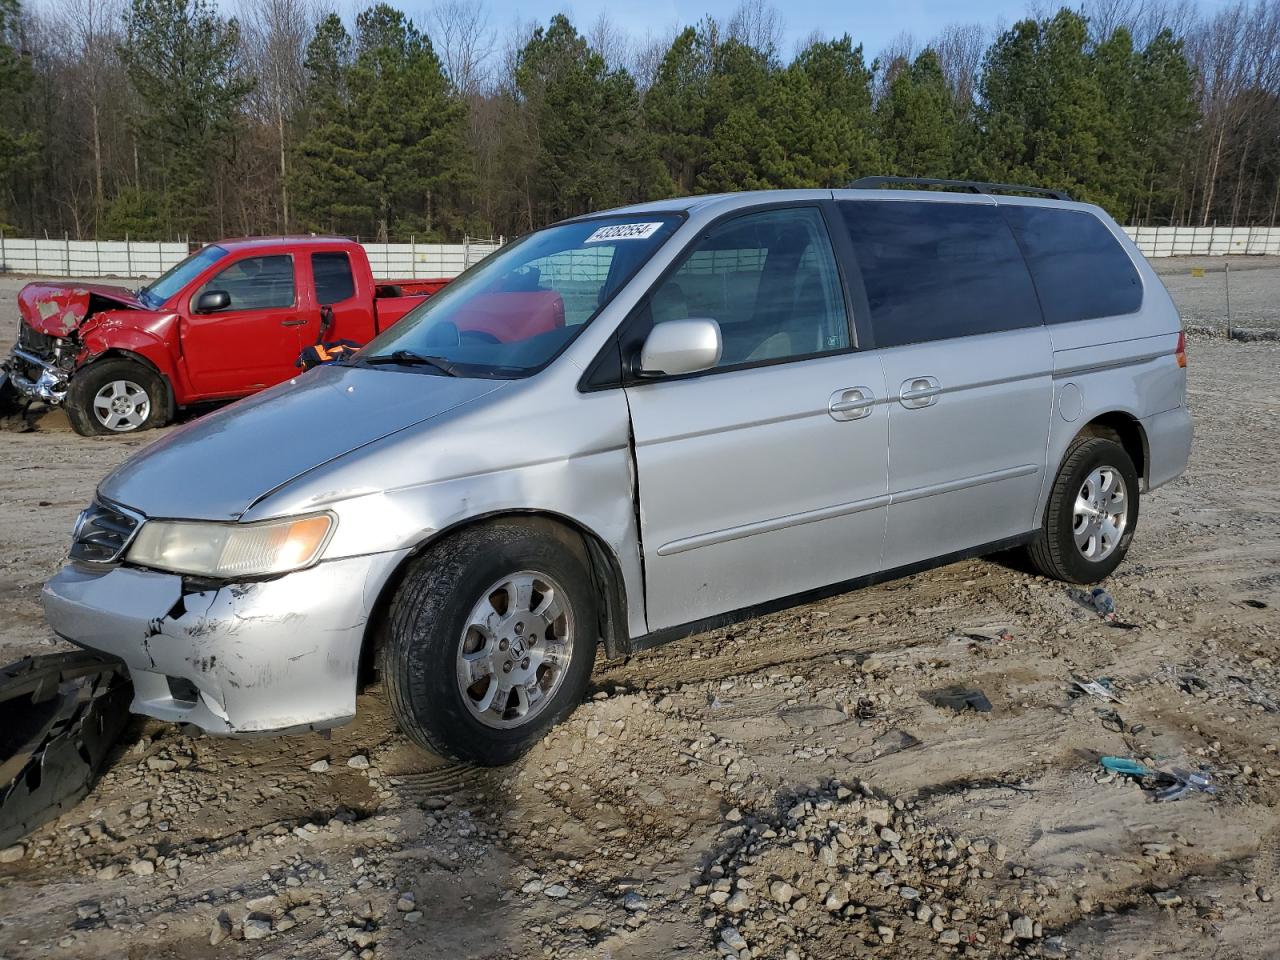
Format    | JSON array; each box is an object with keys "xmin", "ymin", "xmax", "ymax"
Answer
[
  {"xmin": 0, "ymin": 269, "xmax": 1278, "ymax": 959},
  {"xmin": 1150, "ymin": 256, "xmax": 1280, "ymax": 334}
]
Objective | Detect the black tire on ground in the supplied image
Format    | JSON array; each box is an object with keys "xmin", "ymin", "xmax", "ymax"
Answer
[
  {"xmin": 1027, "ymin": 435, "xmax": 1140, "ymax": 583},
  {"xmin": 64, "ymin": 358, "xmax": 169, "ymax": 436},
  {"xmin": 0, "ymin": 376, "xmax": 23, "ymax": 418},
  {"xmin": 382, "ymin": 519, "xmax": 598, "ymax": 766}
]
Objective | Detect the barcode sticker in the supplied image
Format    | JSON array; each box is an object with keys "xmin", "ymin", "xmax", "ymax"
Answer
[{"xmin": 584, "ymin": 222, "xmax": 664, "ymax": 243}]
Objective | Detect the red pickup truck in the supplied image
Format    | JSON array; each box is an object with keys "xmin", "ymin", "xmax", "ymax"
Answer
[{"xmin": 1, "ymin": 236, "xmax": 449, "ymax": 435}]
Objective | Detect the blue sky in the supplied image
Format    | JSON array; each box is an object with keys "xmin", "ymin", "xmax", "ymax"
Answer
[{"xmin": 483, "ymin": 0, "xmax": 1052, "ymax": 55}]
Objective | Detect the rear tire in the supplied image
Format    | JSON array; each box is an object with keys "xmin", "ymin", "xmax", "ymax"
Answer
[
  {"xmin": 65, "ymin": 359, "xmax": 169, "ymax": 436},
  {"xmin": 381, "ymin": 519, "xmax": 598, "ymax": 766},
  {"xmin": 1028, "ymin": 436, "xmax": 1139, "ymax": 583}
]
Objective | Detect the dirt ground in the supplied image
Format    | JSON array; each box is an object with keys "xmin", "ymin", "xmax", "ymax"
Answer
[{"xmin": 0, "ymin": 269, "xmax": 1278, "ymax": 959}]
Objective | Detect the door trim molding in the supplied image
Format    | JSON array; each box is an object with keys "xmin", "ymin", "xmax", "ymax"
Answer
[
  {"xmin": 655, "ymin": 493, "xmax": 891, "ymax": 557},
  {"xmin": 889, "ymin": 462, "xmax": 1040, "ymax": 506}
]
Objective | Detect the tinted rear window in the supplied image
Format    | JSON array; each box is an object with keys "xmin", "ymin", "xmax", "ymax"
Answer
[
  {"xmin": 313, "ymin": 252, "xmax": 357, "ymax": 304},
  {"xmin": 1001, "ymin": 205, "xmax": 1142, "ymax": 323},
  {"xmin": 840, "ymin": 200, "xmax": 1041, "ymax": 348}
]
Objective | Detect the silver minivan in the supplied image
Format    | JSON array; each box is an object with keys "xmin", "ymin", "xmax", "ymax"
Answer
[{"xmin": 42, "ymin": 181, "xmax": 1192, "ymax": 764}]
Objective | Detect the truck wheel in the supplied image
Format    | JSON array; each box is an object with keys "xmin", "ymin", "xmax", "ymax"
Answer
[
  {"xmin": 1028, "ymin": 435, "xmax": 1140, "ymax": 583},
  {"xmin": 65, "ymin": 359, "xmax": 169, "ymax": 436},
  {"xmin": 382, "ymin": 520, "xmax": 598, "ymax": 766}
]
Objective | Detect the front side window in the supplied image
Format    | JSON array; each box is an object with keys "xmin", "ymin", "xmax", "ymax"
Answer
[
  {"xmin": 640, "ymin": 207, "xmax": 850, "ymax": 367},
  {"xmin": 359, "ymin": 214, "xmax": 681, "ymax": 377},
  {"xmin": 139, "ymin": 245, "xmax": 229, "ymax": 307},
  {"xmin": 840, "ymin": 200, "xmax": 1041, "ymax": 348},
  {"xmin": 196, "ymin": 255, "xmax": 296, "ymax": 312},
  {"xmin": 1001, "ymin": 205, "xmax": 1143, "ymax": 323}
]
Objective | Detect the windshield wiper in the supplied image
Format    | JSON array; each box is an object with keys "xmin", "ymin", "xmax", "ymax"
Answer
[{"xmin": 359, "ymin": 350, "xmax": 459, "ymax": 376}]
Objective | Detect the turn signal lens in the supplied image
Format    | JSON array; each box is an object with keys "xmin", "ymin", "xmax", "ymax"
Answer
[
  {"xmin": 1175, "ymin": 330, "xmax": 1187, "ymax": 368},
  {"xmin": 127, "ymin": 513, "xmax": 335, "ymax": 578}
]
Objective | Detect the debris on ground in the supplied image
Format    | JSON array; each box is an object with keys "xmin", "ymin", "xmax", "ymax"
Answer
[
  {"xmin": 1074, "ymin": 677, "xmax": 1125, "ymax": 703},
  {"xmin": 928, "ymin": 687, "xmax": 993, "ymax": 713}
]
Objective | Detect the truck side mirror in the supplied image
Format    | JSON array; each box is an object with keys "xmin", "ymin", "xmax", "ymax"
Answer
[
  {"xmin": 195, "ymin": 290, "xmax": 231, "ymax": 313},
  {"xmin": 637, "ymin": 318, "xmax": 723, "ymax": 377}
]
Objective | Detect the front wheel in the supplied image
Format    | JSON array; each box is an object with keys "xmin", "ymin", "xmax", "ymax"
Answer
[
  {"xmin": 382, "ymin": 520, "xmax": 598, "ymax": 766},
  {"xmin": 1028, "ymin": 435, "xmax": 1140, "ymax": 583},
  {"xmin": 64, "ymin": 359, "xmax": 169, "ymax": 436}
]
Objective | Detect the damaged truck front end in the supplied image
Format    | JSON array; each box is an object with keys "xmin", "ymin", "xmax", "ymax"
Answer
[{"xmin": 2, "ymin": 283, "xmax": 148, "ymax": 415}]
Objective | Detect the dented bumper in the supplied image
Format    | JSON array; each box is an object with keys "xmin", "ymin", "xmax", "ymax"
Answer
[{"xmin": 41, "ymin": 550, "xmax": 410, "ymax": 734}]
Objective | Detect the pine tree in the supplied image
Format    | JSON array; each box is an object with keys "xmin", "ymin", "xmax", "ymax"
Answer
[
  {"xmin": 877, "ymin": 49, "xmax": 956, "ymax": 178},
  {"xmin": 292, "ymin": 6, "xmax": 469, "ymax": 239},
  {"xmin": 513, "ymin": 14, "xmax": 664, "ymax": 224},
  {"xmin": 120, "ymin": 0, "xmax": 254, "ymax": 235},
  {"xmin": 0, "ymin": 0, "xmax": 37, "ymax": 230}
]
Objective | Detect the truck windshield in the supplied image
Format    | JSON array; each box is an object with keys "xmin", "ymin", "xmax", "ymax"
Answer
[
  {"xmin": 138, "ymin": 245, "xmax": 230, "ymax": 308},
  {"xmin": 357, "ymin": 214, "xmax": 682, "ymax": 377}
]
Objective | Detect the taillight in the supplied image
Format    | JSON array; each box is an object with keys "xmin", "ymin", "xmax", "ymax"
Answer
[{"xmin": 1175, "ymin": 331, "xmax": 1187, "ymax": 368}]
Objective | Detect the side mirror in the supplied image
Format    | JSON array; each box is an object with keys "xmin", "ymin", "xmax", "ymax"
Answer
[
  {"xmin": 637, "ymin": 318, "xmax": 722, "ymax": 377},
  {"xmin": 195, "ymin": 290, "xmax": 231, "ymax": 313}
]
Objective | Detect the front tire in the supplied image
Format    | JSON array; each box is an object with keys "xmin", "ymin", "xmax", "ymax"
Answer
[
  {"xmin": 382, "ymin": 519, "xmax": 598, "ymax": 766},
  {"xmin": 1028, "ymin": 435, "xmax": 1139, "ymax": 583},
  {"xmin": 65, "ymin": 358, "xmax": 169, "ymax": 436}
]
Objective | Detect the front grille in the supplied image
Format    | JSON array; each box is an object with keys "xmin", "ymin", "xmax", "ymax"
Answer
[
  {"xmin": 70, "ymin": 500, "xmax": 142, "ymax": 564},
  {"xmin": 16, "ymin": 322, "xmax": 57, "ymax": 358}
]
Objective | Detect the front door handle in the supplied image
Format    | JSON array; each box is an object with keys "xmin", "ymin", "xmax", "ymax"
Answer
[
  {"xmin": 280, "ymin": 318, "xmax": 308, "ymax": 327},
  {"xmin": 899, "ymin": 376, "xmax": 941, "ymax": 409},
  {"xmin": 828, "ymin": 386, "xmax": 876, "ymax": 421}
]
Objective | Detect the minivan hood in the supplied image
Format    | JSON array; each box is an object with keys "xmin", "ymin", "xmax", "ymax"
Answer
[
  {"xmin": 18, "ymin": 282, "xmax": 145, "ymax": 336},
  {"xmin": 99, "ymin": 364, "xmax": 505, "ymax": 521}
]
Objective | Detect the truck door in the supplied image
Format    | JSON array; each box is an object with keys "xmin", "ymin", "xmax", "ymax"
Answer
[
  {"xmin": 309, "ymin": 250, "xmax": 373, "ymax": 343},
  {"xmin": 181, "ymin": 254, "xmax": 310, "ymax": 397}
]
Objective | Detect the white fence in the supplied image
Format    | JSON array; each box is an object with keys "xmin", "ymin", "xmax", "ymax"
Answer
[
  {"xmin": 1122, "ymin": 225, "xmax": 1280, "ymax": 257},
  {"xmin": 0, "ymin": 236, "xmax": 504, "ymax": 279},
  {"xmin": 0, "ymin": 237, "xmax": 191, "ymax": 277},
  {"xmin": 3, "ymin": 227, "xmax": 1278, "ymax": 277}
]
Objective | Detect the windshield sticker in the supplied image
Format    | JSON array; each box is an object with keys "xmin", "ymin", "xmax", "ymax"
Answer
[{"xmin": 584, "ymin": 222, "xmax": 664, "ymax": 243}]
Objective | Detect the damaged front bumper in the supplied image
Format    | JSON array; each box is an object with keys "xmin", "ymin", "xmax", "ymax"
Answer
[
  {"xmin": 3, "ymin": 344, "xmax": 70, "ymax": 405},
  {"xmin": 41, "ymin": 550, "xmax": 410, "ymax": 735}
]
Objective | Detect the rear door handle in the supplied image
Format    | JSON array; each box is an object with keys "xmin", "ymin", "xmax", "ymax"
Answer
[
  {"xmin": 899, "ymin": 376, "xmax": 941, "ymax": 409},
  {"xmin": 828, "ymin": 386, "xmax": 876, "ymax": 421},
  {"xmin": 280, "ymin": 318, "xmax": 308, "ymax": 327}
]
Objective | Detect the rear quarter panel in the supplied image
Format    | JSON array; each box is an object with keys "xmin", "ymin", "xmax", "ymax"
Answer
[{"xmin": 1001, "ymin": 199, "xmax": 1189, "ymax": 520}]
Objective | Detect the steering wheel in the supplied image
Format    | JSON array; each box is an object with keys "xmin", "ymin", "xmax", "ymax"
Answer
[{"xmin": 460, "ymin": 329, "xmax": 501, "ymax": 344}]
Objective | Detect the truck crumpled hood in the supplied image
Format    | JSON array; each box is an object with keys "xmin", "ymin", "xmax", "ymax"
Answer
[
  {"xmin": 18, "ymin": 282, "xmax": 145, "ymax": 337},
  {"xmin": 99, "ymin": 364, "xmax": 505, "ymax": 521}
]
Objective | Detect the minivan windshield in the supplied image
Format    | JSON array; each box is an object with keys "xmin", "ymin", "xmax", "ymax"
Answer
[
  {"xmin": 356, "ymin": 214, "xmax": 683, "ymax": 377},
  {"xmin": 138, "ymin": 244, "xmax": 230, "ymax": 308}
]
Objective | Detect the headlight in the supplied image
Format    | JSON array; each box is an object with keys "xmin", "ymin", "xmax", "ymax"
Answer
[{"xmin": 126, "ymin": 513, "xmax": 335, "ymax": 578}]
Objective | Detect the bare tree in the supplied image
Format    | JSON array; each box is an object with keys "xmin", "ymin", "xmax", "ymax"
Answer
[
  {"xmin": 44, "ymin": 0, "xmax": 123, "ymax": 235},
  {"xmin": 932, "ymin": 22, "xmax": 986, "ymax": 108},
  {"xmin": 238, "ymin": 0, "xmax": 315, "ymax": 232},
  {"xmin": 630, "ymin": 24, "xmax": 681, "ymax": 92},
  {"xmin": 586, "ymin": 10, "xmax": 630, "ymax": 72},
  {"xmin": 874, "ymin": 30, "xmax": 916, "ymax": 102},
  {"xmin": 727, "ymin": 0, "xmax": 784, "ymax": 57},
  {"xmin": 429, "ymin": 0, "xmax": 495, "ymax": 96}
]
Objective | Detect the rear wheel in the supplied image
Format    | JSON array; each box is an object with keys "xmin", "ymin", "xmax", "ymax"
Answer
[
  {"xmin": 382, "ymin": 520, "xmax": 598, "ymax": 766},
  {"xmin": 65, "ymin": 359, "xmax": 169, "ymax": 436},
  {"xmin": 1028, "ymin": 435, "xmax": 1139, "ymax": 583}
]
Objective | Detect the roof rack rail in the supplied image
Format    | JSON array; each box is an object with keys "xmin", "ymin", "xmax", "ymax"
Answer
[{"xmin": 847, "ymin": 176, "xmax": 1073, "ymax": 202}]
